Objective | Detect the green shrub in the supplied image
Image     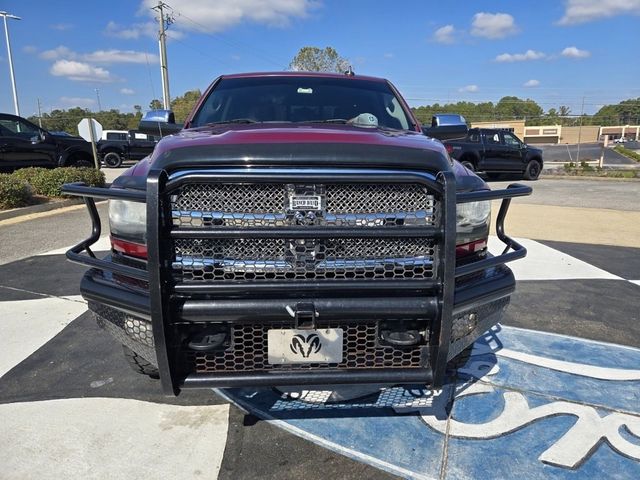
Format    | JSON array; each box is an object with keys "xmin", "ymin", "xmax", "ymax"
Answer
[
  {"xmin": 0, "ymin": 174, "xmax": 33, "ymax": 209},
  {"xmin": 613, "ymin": 145, "xmax": 640, "ymax": 162},
  {"xmin": 14, "ymin": 167, "xmax": 105, "ymax": 197}
]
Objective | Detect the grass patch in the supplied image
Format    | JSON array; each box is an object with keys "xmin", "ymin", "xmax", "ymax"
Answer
[{"xmin": 613, "ymin": 145, "xmax": 640, "ymax": 162}]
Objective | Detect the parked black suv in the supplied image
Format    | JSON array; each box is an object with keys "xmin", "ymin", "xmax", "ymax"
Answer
[
  {"xmin": 443, "ymin": 128, "xmax": 544, "ymax": 180},
  {"xmin": 0, "ymin": 113, "xmax": 94, "ymax": 171}
]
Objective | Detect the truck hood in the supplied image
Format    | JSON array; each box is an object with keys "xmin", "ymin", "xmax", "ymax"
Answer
[
  {"xmin": 115, "ymin": 124, "xmax": 487, "ymax": 192},
  {"xmin": 144, "ymin": 124, "xmax": 451, "ymax": 172}
]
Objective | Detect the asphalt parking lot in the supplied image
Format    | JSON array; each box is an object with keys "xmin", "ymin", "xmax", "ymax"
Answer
[{"xmin": 0, "ymin": 176, "xmax": 639, "ymax": 479}]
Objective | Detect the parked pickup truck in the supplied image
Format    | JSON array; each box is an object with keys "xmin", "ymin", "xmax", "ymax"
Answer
[
  {"xmin": 62, "ymin": 72, "xmax": 530, "ymax": 395},
  {"xmin": 98, "ymin": 130, "xmax": 159, "ymax": 168},
  {"xmin": 0, "ymin": 112, "xmax": 94, "ymax": 171},
  {"xmin": 443, "ymin": 127, "xmax": 544, "ymax": 180}
]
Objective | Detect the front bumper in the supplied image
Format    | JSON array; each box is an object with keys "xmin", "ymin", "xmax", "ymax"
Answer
[{"xmin": 63, "ymin": 171, "xmax": 531, "ymax": 395}]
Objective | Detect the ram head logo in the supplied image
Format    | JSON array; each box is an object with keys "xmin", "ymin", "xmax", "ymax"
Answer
[{"xmin": 289, "ymin": 333, "xmax": 322, "ymax": 358}]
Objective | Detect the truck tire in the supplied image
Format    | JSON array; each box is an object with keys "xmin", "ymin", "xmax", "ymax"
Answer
[
  {"xmin": 70, "ymin": 156, "xmax": 94, "ymax": 168},
  {"xmin": 103, "ymin": 151, "xmax": 123, "ymax": 168},
  {"xmin": 122, "ymin": 346, "xmax": 159, "ymax": 379},
  {"xmin": 523, "ymin": 159, "xmax": 542, "ymax": 180}
]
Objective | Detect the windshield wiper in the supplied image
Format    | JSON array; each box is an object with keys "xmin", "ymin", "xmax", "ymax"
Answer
[
  {"xmin": 297, "ymin": 118, "xmax": 349, "ymax": 124},
  {"xmin": 205, "ymin": 118, "xmax": 258, "ymax": 125}
]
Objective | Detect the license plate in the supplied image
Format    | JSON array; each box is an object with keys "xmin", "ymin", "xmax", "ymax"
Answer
[
  {"xmin": 289, "ymin": 195, "xmax": 322, "ymax": 211},
  {"xmin": 267, "ymin": 328, "xmax": 343, "ymax": 364}
]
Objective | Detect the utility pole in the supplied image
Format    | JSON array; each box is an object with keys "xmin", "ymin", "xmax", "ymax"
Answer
[
  {"xmin": 152, "ymin": 2, "xmax": 173, "ymax": 110},
  {"xmin": 576, "ymin": 96, "xmax": 585, "ymax": 165},
  {"xmin": 95, "ymin": 88, "xmax": 102, "ymax": 112},
  {"xmin": 0, "ymin": 11, "xmax": 21, "ymax": 116},
  {"xmin": 36, "ymin": 98, "xmax": 42, "ymax": 127}
]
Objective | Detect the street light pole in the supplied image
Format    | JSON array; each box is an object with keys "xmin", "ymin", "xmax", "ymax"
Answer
[{"xmin": 0, "ymin": 11, "xmax": 21, "ymax": 116}]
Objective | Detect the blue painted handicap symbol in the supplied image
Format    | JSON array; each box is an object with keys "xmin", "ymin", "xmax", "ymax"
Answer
[{"xmin": 219, "ymin": 325, "xmax": 640, "ymax": 480}]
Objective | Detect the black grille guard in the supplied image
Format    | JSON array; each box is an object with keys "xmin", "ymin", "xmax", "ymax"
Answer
[{"xmin": 62, "ymin": 169, "xmax": 531, "ymax": 394}]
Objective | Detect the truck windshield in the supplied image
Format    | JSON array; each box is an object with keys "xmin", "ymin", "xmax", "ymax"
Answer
[{"xmin": 190, "ymin": 76, "xmax": 413, "ymax": 130}]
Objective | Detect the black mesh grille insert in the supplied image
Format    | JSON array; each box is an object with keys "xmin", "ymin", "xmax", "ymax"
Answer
[
  {"xmin": 186, "ymin": 321, "xmax": 426, "ymax": 373},
  {"xmin": 173, "ymin": 237, "xmax": 435, "ymax": 281}
]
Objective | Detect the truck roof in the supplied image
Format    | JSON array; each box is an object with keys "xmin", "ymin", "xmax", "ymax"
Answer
[{"xmin": 221, "ymin": 71, "xmax": 388, "ymax": 83}]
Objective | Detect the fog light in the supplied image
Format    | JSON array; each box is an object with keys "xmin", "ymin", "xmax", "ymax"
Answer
[{"xmin": 451, "ymin": 312, "xmax": 478, "ymax": 341}]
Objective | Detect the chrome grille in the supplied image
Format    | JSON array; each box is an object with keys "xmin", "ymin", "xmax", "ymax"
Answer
[
  {"xmin": 171, "ymin": 183, "xmax": 435, "ymax": 228},
  {"xmin": 173, "ymin": 237, "xmax": 435, "ymax": 281},
  {"xmin": 186, "ymin": 321, "xmax": 426, "ymax": 373}
]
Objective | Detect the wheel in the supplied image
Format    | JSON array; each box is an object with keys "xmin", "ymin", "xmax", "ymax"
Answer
[
  {"xmin": 523, "ymin": 160, "xmax": 542, "ymax": 180},
  {"xmin": 70, "ymin": 157, "xmax": 94, "ymax": 168},
  {"xmin": 122, "ymin": 345, "xmax": 159, "ymax": 379},
  {"xmin": 460, "ymin": 159, "xmax": 475, "ymax": 172},
  {"xmin": 103, "ymin": 151, "xmax": 123, "ymax": 168}
]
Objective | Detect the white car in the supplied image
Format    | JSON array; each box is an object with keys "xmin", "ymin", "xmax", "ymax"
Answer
[{"xmin": 613, "ymin": 137, "xmax": 628, "ymax": 144}]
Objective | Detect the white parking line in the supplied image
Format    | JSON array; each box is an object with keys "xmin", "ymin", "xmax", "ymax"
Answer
[
  {"xmin": 37, "ymin": 235, "xmax": 111, "ymax": 256},
  {"xmin": 0, "ymin": 296, "xmax": 87, "ymax": 378},
  {"xmin": 0, "ymin": 397, "xmax": 229, "ymax": 480},
  {"xmin": 488, "ymin": 237, "xmax": 623, "ymax": 281}
]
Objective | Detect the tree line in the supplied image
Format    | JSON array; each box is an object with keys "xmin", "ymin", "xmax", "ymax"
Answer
[
  {"xmin": 26, "ymin": 44, "xmax": 639, "ymax": 133},
  {"xmin": 28, "ymin": 89, "xmax": 202, "ymax": 135},
  {"xmin": 412, "ymin": 97, "xmax": 640, "ymax": 127}
]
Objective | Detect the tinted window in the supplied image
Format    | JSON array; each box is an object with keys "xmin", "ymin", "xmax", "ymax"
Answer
[
  {"xmin": 468, "ymin": 132, "xmax": 480, "ymax": 143},
  {"xmin": 485, "ymin": 132, "xmax": 501, "ymax": 144},
  {"xmin": 0, "ymin": 118, "xmax": 40, "ymax": 138},
  {"xmin": 503, "ymin": 132, "xmax": 521, "ymax": 147},
  {"xmin": 106, "ymin": 132, "xmax": 127, "ymax": 141},
  {"xmin": 191, "ymin": 76, "xmax": 412, "ymax": 130}
]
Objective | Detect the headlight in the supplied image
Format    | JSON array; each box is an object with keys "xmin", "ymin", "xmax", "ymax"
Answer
[
  {"xmin": 109, "ymin": 200, "xmax": 147, "ymax": 242},
  {"xmin": 457, "ymin": 201, "xmax": 491, "ymax": 230}
]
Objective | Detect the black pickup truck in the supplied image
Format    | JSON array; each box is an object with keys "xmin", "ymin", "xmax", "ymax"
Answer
[
  {"xmin": 62, "ymin": 72, "xmax": 530, "ymax": 395},
  {"xmin": 99, "ymin": 130, "xmax": 159, "ymax": 168},
  {"xmin": 0, "ymin": 112, "xmax": 94, "ymax": 171},
  {"xmin": 444, "ymin": 128, "xmax": 544, "ymax": 180}
]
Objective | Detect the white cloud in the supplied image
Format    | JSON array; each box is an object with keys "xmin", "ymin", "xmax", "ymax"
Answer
[
  {"xmin": 471, "ymin": 12, "xmax": 518, "ymax": 39},
  {"xmin": 104, "ymin": 21, "xmax": 162, "ymax": 40},
  {"xmin": 120, "ymin": 88, "xmax": 135, "ymax": 95},
  {"xmin": 82, "ymin": 50, "xmax": 158, "ymax": 64},
  {"xmin": 561, "ymin": 46, "xmax": 591, "ymax": 58},
  {"xmin": 383, "ymin": 52, "xmax": 394, "ymax": 59},
  {"xmin": 459, "ymin": 85, "xmax": 479, "ymax": 93},
  {"xmin": 433, "ymin": 25, "xmax": 456, "ymax": 44},
  {"xmin": 558, "ymin": 0, "xmax": 640, "ymax": 25},
  {"xmin": 59, "ymin": 96, "xmax": 96, "ymax": 108},
  {"xmin": 51, "ymin": 23, "xmax": 73, "ymax": 31},
  {"xmin": 22, "ymin": 45, "xmax": 38, "ymax": 54},
  {"xmin": 40, "ymin": 46, "xmax": 77, "ymax": 60},
  {"xmin": 139, "ymin": 0, "xmax": 318, "ymax": 33},
  {"xmin": 495, "ymin": 50, "xmax": 546, "ymax": 62},
  {"xmin": 523, "ymin": 79, "xmax": 540, "ymax": 87},
  {"xmin": 50, "ymin": 60, "xmax": 115, "ymax": 83},
  {"xmin": 38, "ymin": 45, "xmax": 157, "ymax": 64}
]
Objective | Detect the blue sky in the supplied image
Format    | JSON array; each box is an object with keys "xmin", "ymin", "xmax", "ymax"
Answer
[{"xmin": 1, "ymin": 0, "xmax": 639, "ymax": 118}]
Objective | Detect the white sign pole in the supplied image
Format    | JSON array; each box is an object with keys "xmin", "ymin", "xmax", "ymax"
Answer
[{"xmin": 88, "ymin": 118, "xmax": 100, "ymax": 169}]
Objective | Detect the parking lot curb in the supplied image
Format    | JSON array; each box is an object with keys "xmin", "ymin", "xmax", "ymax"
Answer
[
  {"xmin": 539, "ymin": 174, "xmax": 640, "ymax": 182},
  {"xmin": 0, "ymin": 198, "xmax": 84, "ymax": 222}
]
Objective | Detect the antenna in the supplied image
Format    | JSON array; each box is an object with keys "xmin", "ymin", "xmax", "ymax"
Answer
[{"xmin": 344, "ymin": 66, "xmax": 355, "ymax": 76}]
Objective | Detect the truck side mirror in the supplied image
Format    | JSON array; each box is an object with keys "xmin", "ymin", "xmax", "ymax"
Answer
[
  {"xmin": 138, "ymin": 109, "xmax": 182, "ymax": 137},
  {"xmin": 422, "ymin": 113, "xmax": 468, "ymax": 140}
]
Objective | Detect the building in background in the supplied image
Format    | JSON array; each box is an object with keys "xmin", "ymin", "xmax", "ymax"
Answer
[{"xmin": 469, "ymin": 120, "xmax": 639, "ymax": 144}]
